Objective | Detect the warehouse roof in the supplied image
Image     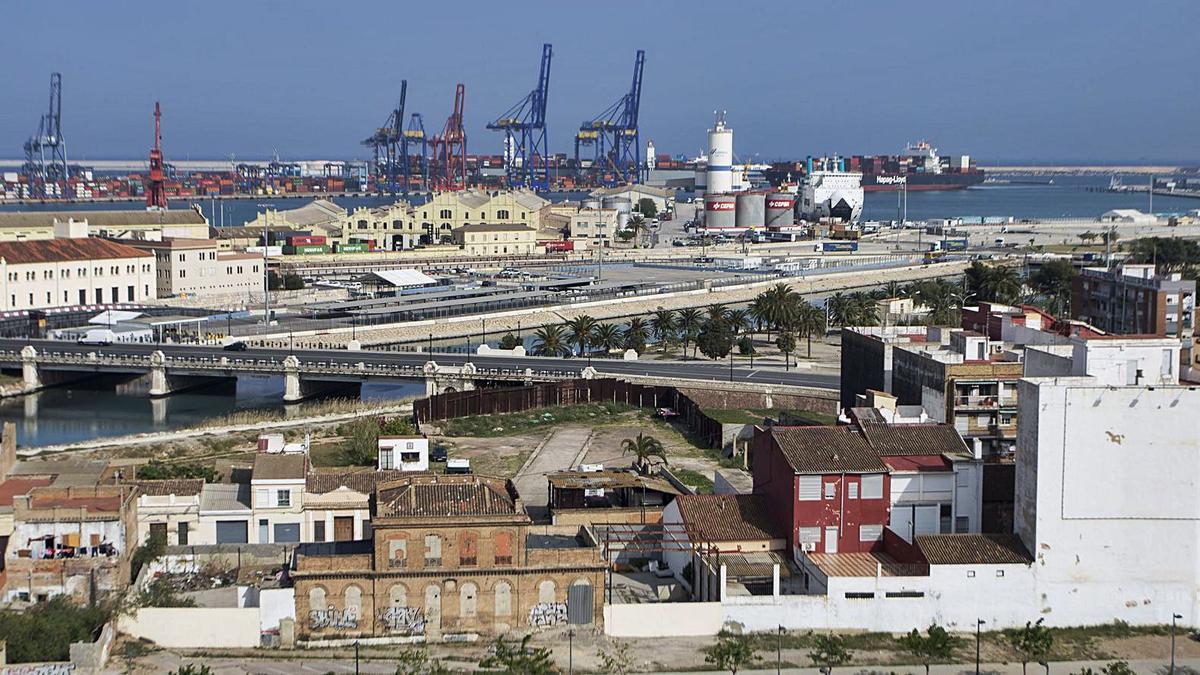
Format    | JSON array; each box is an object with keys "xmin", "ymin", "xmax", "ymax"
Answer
[
  {"xmin": 857, "ymin": 424, "xmax": 972, "ymax": 458},
  {"xmin": 915, "ymin": 534, "xmax": 1033, "ymax": 565},
  {"xmin": 125, "ymin": 237, "xmax": 217, "ymax": 249},
  {"xmin": 0, "ymin": 238, "xmax": 154, "ymax": 264},
  {"xmin": 264, "ymin": 199, "xmax": 346, "ymax": 227},
  {"xmin": 673, "ymin": 494, "xmax": 780, "ymax": 543},
  {"xmin": 0, "ymin": 207, "xmax": 207, "ymax": 229},
  {"xmin": 376, "ymin": 474, "xmax": 524, "ymax": 519}
]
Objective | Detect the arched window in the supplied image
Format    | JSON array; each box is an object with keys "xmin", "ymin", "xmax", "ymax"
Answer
[
  {"xmin": 494, "ymin": 581, "xmax": 512, "ymax": 617},
  {"xmin": 424, "ymin": 534, "xmax": 442, "ymax": 566},
  {"xmin": 497, "ymin": 209, "xmax": 510, "ymax": 220},
  {"xmin": 425, "ymin": 584, "xmax": 441, "ymax": 623},
  {"xmin": 308, "ymin": 586, "xmax": 326, "ymax": 611},
  {"xmin": 459, "ymin": 531, "xmax": 478, "ymax": 566},
  {"xmin": 538, "ymin": 579, "xmax": 556, "ymax": 604},
  {"xmin": 494, "ymin": 531, "xmax": 513, "ymax": 565},
  {"xmin": 389, "ymin": 583, "xmax": 407, "ymax": 608},
  {"xmin": 344, "ymin": 585, "xmax": 362, "ymax": 619},
  {"xmin": 459, "ymin": 582, "xmax": 478, "ymax": 619},
  {"xmin": 439, "ymin": 209, "xmax": 452, "ymax": 219}
]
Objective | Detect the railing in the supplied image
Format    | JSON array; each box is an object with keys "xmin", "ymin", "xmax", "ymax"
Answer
[{"xmin": 953, "ymin": 394, "xmax": 1018, "ymax": 409}]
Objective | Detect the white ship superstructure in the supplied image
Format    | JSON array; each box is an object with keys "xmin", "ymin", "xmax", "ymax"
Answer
[{"xmin": 797, "ymin": 155, "xmax": 863, "ymax": 222}]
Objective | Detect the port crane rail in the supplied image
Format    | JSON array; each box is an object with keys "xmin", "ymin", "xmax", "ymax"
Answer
[
  {"xmin": 486, "ymin": 43, "xmax": 553, "ymax": 190},
  {"xmin": 574, "ymin": 50, "xmax": 645, "ymax": 187}
]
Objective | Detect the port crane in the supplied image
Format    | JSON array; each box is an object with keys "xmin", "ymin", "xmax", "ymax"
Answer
[
  {"xmin": 22, "ymin": 72, "xmax": 70, "ymax": 199},
  {"xmin": 146, "ymin": 102, "xmax": 168, "ymax": 210},
  {"xmin": 430, "ymin": 84, "xmax": 467, "ymax": 191},
  {"xmin": 574, "ymin": 50, "xmax": 645, "ymax": 187},
  {"xmin": 402, "ymin": 113, "xmax": 429, "ymax": 192},
  {"xmin": 486, "ymin": 43, "xmax": 553, "ymax": 190},
  {"xmin": 362, "ymin": 81, "xmax": 407, "ymax": 195}
]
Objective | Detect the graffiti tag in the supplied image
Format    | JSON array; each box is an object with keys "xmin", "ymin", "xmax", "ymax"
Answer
[
  {"xmin": 309, "ymin": 604, "xmax": 358, "ymax": 630},
  {"xmin": 527, "ymin": 602, "xmax": 568, "ymax": 628},
  {"xmin": 379, "ymin": 606, "xmax": 425, "ymax": 634},
  {"xmin": 1, "ymin": 666, "xmax": 75, "ymax": 675}
]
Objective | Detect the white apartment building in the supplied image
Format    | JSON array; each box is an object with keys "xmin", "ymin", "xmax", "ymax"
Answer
[
  {"xmin": 250, "ymin": 452, "xmax": 307, "ymax": 544},
  {"xmin": 0, "ymin": 238, "xmax": 156, "ymax": 310},
  {"xmin": 377, "ymin": 436, "xmax": 429, "ymax": 472},
  {"xmin": 569, "ymin": 208, "xmax": 620, "ymax": 247},
  {"xmin": 126, "ymin": 238, "xmax": 263, "ymax": 299},
  {"xmin": 451, "ymin": 223, "xmax": 536, "ymax": 256}
]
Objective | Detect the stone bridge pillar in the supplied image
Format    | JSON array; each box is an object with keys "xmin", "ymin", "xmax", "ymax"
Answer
[
  {"xmin": 423, "ymin": 360, "xmax": 479, "ymax": 396},
  {"xmin": 283, "ymin": 355, "xmax": 303, "ymax": 403},
  {"xmin": 148, "ymin": 350, "xmax": 170, "ymax": 397},
  {"xmin": 19, "ymin": 346, "xmax": 39, "ymax": 392}
]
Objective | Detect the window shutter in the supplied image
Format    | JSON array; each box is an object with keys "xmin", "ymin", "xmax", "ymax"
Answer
[
  {"xmin": 861, "ymin": 474, "xmax": 884, "ymax": 499},
  {"xmin": 798, "ymin": 476, "xmax": 821, "ymax": 501}
]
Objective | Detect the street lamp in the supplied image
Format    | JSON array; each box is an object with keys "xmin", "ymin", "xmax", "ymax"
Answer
[
  {"xmin": 776, "ymin": 625, "xmax": 784, "ymax": 675},
  {"xmin": 568, "ymin": 628, "xmax": 575, "ymax": 675},
  {"xmin": 1038, "ymin": 661, "xmax": 1049, "ymax": 675},
  {"xmin": 1172, "ymin": 612, "xmax": 1184, "ymax": 675},
  {"xmin": 729, "ymin": 346, "xmax": 734, "ymax": 382},
  {"xmin": 975, "ymin": 618, "xmax": 986, "ymax": 675}
]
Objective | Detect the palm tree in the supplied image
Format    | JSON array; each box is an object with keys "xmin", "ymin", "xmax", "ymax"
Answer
[
  {"xmin": 531, "ymin": 325, "xmax": 570, "ymax": 357},
  {"xmin": 826, "ymin": 293, "xmax": 852, "ymax": 327},
  {"xmin": 795, "ymin": 301, "xmax": 827, "ymax": 358},
  {"xmin": 621, "ymin": 433, "xmax": 668, "ymax": 473},
  {"xmin": 725, "ymin": 308, "xmax": 749, "ymax": 336},
  {"xmin": 592, "ymin": 323, "xmax": 622, "ymax": 354},
  {"xmin": 705, "ymin": 303, "xmax": 728, "ymax": 322},
  {"xmin": 565, "ymin": 315, "xmax": 597, "ymax": 358},
  {"xmin": 984, "ymin": 265, "xmax": 1023, "ymax": 304},
  {"xmin": 650, "ymin": 308, "xmax": 677, "ymax": 345},
  {"xmin": 678, "ymin": 308, "xmax": 703, "ymax": 358},
  {"xmin": 747, "ymin": 295, "xmax": 769, "ymax": 339},
  {"xmin": 848, "ymin": 291, "xmax": 879, "ymax": 325},
  {"xmin": 882, "ymin": 280, "xmax": 904, "ymax": 298},
  {"xmin": 623, "ymin": 317, "xmax": 650, "ymax": 352}
]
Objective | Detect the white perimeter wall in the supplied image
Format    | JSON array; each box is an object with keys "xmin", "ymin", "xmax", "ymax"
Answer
[
  {"xmin": 119, "ymin": 607, "xmax": 261, "ymax": 648},
  {"xmin": 604, "ymin": 602, "xmax": 725, "ymax": 637}
]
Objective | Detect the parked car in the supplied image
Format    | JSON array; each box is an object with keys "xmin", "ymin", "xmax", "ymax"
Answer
[
  {"xmin": 223, "ymin": 341, "xmax": 248, "ymax": 352},
  {"xmin": 430, "ymin": 445, "xmax": 448, "ymax": 462}
]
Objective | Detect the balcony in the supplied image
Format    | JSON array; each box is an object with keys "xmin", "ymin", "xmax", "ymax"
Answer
[{"xmin": 954, "ymin": 394, "xmax": 1017, "ymax": 410}]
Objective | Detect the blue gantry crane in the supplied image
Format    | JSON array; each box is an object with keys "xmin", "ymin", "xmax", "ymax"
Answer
[
  {"xmin": 402, "ymin": 112, "xmax": 429, "ymax": 192},
  {"xmin": 363, "ymin": 81, "xmax": 407, "ymax": 195},
  {"xmin": 575, "ymin": 50, "xmax": 645, "ymax": 187},
  {"xmin": 487, "ymin": 43, "xmax": 553, "ymax": 190},
  {"xmin": 22, "ymin": 72, "xmax": 70, "ymax": 199}
]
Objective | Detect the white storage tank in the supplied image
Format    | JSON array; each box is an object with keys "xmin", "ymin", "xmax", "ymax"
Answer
[
  {"xmin": 706, "ymin": 112, "xmax": 734, "ymax": 195},
  {"xmin": 766, "ymin": 192, "xmax": 795, "ymax": 228},
  {"xmin": 735, "ymin": 192, "xmax": 766, "ymax": 230},
  {"xmin": 704, "ymin": 193, "xmax": 736, "ymax": 230}
]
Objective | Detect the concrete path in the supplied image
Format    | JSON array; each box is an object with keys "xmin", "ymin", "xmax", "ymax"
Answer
[{"xmin": 514, "ymin": 424, "xmax": 593, "ymax": 521}]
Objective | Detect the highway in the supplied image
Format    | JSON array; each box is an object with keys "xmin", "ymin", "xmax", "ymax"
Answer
[{"xmin": 0, "ymin": 339, "xmax": 838, "ymax": 390}]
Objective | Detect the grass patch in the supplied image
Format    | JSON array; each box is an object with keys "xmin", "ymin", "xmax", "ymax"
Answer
[
  {"xmin": 439, "ymin": 402, "xmax": 634, "ymax": 437},
  {"xmin": 671, "ymin": 468, "xmax": 714, "ymax": 494}
]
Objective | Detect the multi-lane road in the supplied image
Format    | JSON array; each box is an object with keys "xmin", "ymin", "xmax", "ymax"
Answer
[{"xmin": 0, "ymin": 339, "xmax": 838, "ymax": 390}]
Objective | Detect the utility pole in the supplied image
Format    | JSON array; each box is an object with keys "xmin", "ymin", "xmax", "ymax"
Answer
[
  {"xmin": 975, "ymin": 618, "xmax": 985, "ymax": 675},
  {"xmin": 257, "ymin": 203, "xmax": 273, "ymax": 326}
]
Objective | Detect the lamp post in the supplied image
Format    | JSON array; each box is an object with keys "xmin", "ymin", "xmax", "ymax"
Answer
[
  {"xmin": 729, "ymin": 345, "xmax": 734, "ymax": 382},
  {"xmin": 256, "ymin": 203, "xmax": 273, "ymax": 326},
  {"xmin": 975, "ymin": 618, "xmax": 986, "ymax": 675},
  {"xmin": 428, "ymin": 331, "xmax": 434, "ymax": 355},
  {"xmin": 568, "ymin": 628, "xmax": 575, "ymax": 675},
  {"xmin": 1038, "ymin": 661, "xmax": 1049, "ymax": 675},
  {"xmin": 1172, "ymin": 612, "xmax": 1183, "ymax": 675},
  {"xmin": 776, "ymin": 625, "xmax": 784, "ymax": 675}
]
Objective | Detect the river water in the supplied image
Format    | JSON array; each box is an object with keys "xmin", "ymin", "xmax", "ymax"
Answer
[{"xmin": 1, "ymin": 174, "xmax": 1197, "ymax": 447}]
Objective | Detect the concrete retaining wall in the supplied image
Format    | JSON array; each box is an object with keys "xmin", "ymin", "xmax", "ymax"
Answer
[
  {"xmin": 603, "ymin": 602, "xmax": 724, "ymax": 637},
  {"xmin": 118, "ymin": 607, "xmax": 262, "ymax": 648}
]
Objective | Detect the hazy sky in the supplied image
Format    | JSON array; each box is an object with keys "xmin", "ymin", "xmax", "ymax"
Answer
[{"xmin": 2, "ymin": 0, "xmax": 1197, "ymax": 164}]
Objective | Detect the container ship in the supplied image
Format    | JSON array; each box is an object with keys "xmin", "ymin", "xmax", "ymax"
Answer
[{"xmin": 850, "ymin": 141, "xmax": 984, "ymax": 192}]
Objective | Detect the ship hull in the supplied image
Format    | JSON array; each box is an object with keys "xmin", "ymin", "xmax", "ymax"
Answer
[{"xmin": 862, "ymin": 172, "xmax": 985, "ymax": 192}]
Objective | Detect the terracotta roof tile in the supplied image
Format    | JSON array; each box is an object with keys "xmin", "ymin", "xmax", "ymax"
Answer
[
  {"xmin": 768, "ymin": 427, "xmax": 889, "ymax": 474},
  {"xmin": 376, "ymin": 474, "xmax": 522, "ymax": 518},
  {"xmin": 674, "ymin": 494, "xmax": 781, "ymax": 542},
  {"xmin": 0, "ymin": 209, "xmax": 207, "ymax": 229},
  {"xmin": 806, "ymin": 551, "xmax": 928, "ymax": 577},
  {"xmin": 858, "ymin": 424, "xmax": 972, "ymax": 457},
  {"xmin": 306, "ymin": 469, "xmax": 409, "ymax": 494},
  {"xmin": 252, "ymin": 453, "xmax": 308, "ymax": 481},
  {"xmin": 0, "ymin": 238, "xmax": 154, "ymax": 265},
  {"xmin": 915, "ymin": 534, "xmax": 1033, "ymax": 565},
  {"xmin": 128, "ymin": 479, "xmax": 205, "ymax": 496}
]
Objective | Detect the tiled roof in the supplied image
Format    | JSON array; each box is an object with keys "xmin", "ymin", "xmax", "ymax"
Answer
[
  {"xmin": 860, "ymin": 424, "xmax": 972, "ymax": 458},
  {"xmin": 0, "ymin": 238, "xmax": 154, "ymax": 264},
  {"xmin": 199, "ymin": 483, "xmax": 251, "ymax": 512},
  {"xmin": 453, "ymin": 223, "xmax": 534, "ymax": 233},
  {"xmin": 376, "ymin": 474, "xmax": 521, "ymax": 518},
  {"xmin": 915, "ymin": 534, "xmax": 1033, "ymax": 565},
  {"xmin": 0, "ymin": 208, "xmax": 207, "ymax": 228},
  {"xmin": 768, "ymin": 427, "xmax": 889, "ymax": 474},
  {"xmin": 806, "ymin": 551, "xmax": 928, "ymax": 578},
  {"xmin": 252, "ymin": 453, "xmax": 308, "ymax": 481},
  {"xmin": 0, "ymin": 477, "xmax": 54, "ymax": 507},
  {"xmin": 128, "ymin": 479, "xmax": 205, "ymax": 496},
  {"xmin": 306, "ymin": 469, "xmax": 409, "ymax": 495},
  {"xmin": 674, "ymin": 494, "xmax": 781, "ymax": 542}
]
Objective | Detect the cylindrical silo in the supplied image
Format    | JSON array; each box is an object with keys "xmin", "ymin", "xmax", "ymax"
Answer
[
  {"xmin": 766, "ymin": 192, "xmax": 796, "ymax": 228},
  {"xmin": 704, "ymin": 194, "xmax": 736, "ymax": 230},
  {"xmin": 603, "ymin": 196, "xmax": 632, "ymax": 217},
  {"xmin": 582, "ymin": 198, "xmax": 601, "ymax": 211},
  {"xmin": 706, "ymin": 113, "xmax": 734, "ymax": 195},
  {"xmin": 735, "ymin": 192, "xmax": 766, "ymax": 230}
]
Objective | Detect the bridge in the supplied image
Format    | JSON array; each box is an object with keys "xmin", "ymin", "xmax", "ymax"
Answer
[{"xmin": 0, "ymin": 339, "xmax": 838, "ymax": 403}]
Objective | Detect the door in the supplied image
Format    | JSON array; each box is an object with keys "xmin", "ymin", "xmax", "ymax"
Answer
[
  {"xmin": 914, "ymin": 505, "xmax": 940, "ymax": 537},
  {"xmin": 273, "ymin": 523, "xmax": 301, "ymax": 543},
  {"xmin": 177, "ymin": 522, "xmax": 189, "ymax": 546},
  {"xmin": 334, "ymin": 517, "xmax": 354, "ymax": 542},
  {"xmin": 149, "ymin": 522, "xmax": 167, "ymax": 543},
  {"xmin": 215, "ymin": 520, "xmax": 248, "ymax": 544},
  {"xmin": 258, "ymin": 519, "xmax": 269, "ymax": 544},
  {"xmin": 567, "ymin": 582, "xmax": 593, "ymax": 625},
  {"xmin": 824, "ymin": 527, "xmax": 839, "ymax": 554}
]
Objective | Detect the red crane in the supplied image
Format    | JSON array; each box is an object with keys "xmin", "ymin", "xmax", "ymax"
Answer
[
  {"xmin": 430, "ymin": 84, "xmax": 466, "ymax": 191},
  {"xmin": 145, "ymin": 101, "xmax": 169, "ymax": 209}
]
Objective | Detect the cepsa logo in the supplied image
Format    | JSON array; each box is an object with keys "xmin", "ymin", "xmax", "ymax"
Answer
[
  {"xmin": 705, "ymin": 201, "xmax": 735, "ymax": 211},
  {"xmin": 766, "ymin": 200, "xmax": 793, "ymax": 208}
]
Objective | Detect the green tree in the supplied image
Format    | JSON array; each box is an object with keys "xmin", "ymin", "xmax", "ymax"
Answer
[
  {"xmin": 896, "ymin": 624, "xmax": 960, "ymax": 675},
  {"xmin": 848, "ymin": 291, "xmax": 880, "ymax": 325},
  {"xmin": 794, "ymin": 301, "xmax": 826, "ymax": 358},
  {"xmin": 1127, "ymin": 236, "xmax": 1200, "ymax": 274},
  {"xmin": 1078, "ymin": 231, "xmax": 1098, "ymax": 245},
  {"xmin": 340, "ymin": 418, "xmax": 380, "ymax": 465},
  {"xmin": 170, "ymin": 666, "xmax": 213, "ymax": 675},
  {"xmin": 623, "ymin": 317, "xmax": 650, "ymax": 353},
  {"xmin": 136, "ymin": 459, "xmax": 216, "ymax": 483},
  {"xmin": 283, "ymin": 273, "xmax": 305, "ymax": 291},
  {"xmin": 267, "ymin": 270, "xmax": 283, "ymax": 291},
  {"xmin": 628, "ymin": 214, "xmax": 651, "ymax": 248},
  {"xmin": 478, "ymin": 634, "xmax": 555, "ymax": 674},
  {"xmin": 678, "ymin": 308, "xmax": 703, "ymax": 357},
  {"xmin": 725, "ymin": 308, "xmax": 750, "ymax": 336},
  {"xmin": 651, "ymin": 308, "xmax": 677, "ymax": 344},
  {"xmin": 826, "ymin": 293, "xmax": 852, "ymax": 326},
  {"xmin": 498, "ymin": 332, "xmax": 521, "ymax": 350},
  {"xmin": 597, "ymin": 640, "xmax": 637, "ymax": 675},
  {"xmin": 380, "ymin": 416, "xmax": 414, "ymax": 435},
  {"xmin": 737, "ymin": 335, "xmax": 754, "ymax": 355},
  {"xmin": 531, "ymin": 324, "xmax": 570, "ymax": 357},
  {"xmin": 697, "ymin": 319, "xmax": 734, "ymax": 360},
  {"xmin": 636, "ymin": 197, "xmax": 659, "ymax": 220},
  {"xmin": 808, "ymin": 634, "xmax": 851, "ymax": 674},
  {"xmin": 592, "ymin": 323, "xmax": 623, "ymax": 354},
  {"xmin": 130, "ymin": 529, "xmax": 167, "ymax": 582},
  {"xmin": 1005, "ymin": 618, "xmax": 1054, "ymax": 675},
  {"xmin": 0, "ymin": 597, "xmax": 113, "ymax": 664},
  {"xmin": 395, "ymin": 646, "xmax": 451, "ymax": 675},
  {"xmin": 621, "ymin": 432, "xmax": 668, "ymax": 473},
  {"xmin": 1028, "ymin": 259, "xmax": 1077, "ymax": 316},
  {"xmin": 703, "ymin": 630, "xmax": 759, "ymax": 675},
  {"xmin": 776, "ymin": 332, "xmax": 797, "ymax": 369},
  {"xmin": 565, "ymin": 314, "xmax": 598, "ymax": 358}
]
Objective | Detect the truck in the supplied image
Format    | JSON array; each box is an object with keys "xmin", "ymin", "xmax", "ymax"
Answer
[
  {"xmin": 818, "ymin": 241, "xmax": 859, "ymax": 253},
  {"xmin": 543, "ymin": 240, "xmax": 574, "ymax": 253},
  {"xmin": 941, "ymin": 237, "xmax": 969, "ymax": 252}
]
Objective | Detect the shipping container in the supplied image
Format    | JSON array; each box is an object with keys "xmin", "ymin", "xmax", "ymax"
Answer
[
  {"xmin": 543, "ymin": 240, "xmax": 574, "ymax": 252},
  {"xmin": 283, "ymin": 244, "xmax": 329, "ymax": 255},
  {"xmin": 334, "ymin": 243, "xmax": 369, "ymax": 253}
]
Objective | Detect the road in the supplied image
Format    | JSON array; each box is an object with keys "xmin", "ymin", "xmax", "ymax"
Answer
[{"xmin": 0, "ymin": 339, "xmax": 839, "ymax": 390}]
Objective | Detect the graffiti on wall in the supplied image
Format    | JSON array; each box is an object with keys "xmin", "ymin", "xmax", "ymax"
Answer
[
  {"xmin": 527, "ymin": 602, "xmax": 568, "ymax": 627},
  {"xmin": 1, "ymin": 665, "xmax": 75, "ymax": 675},
  {"xmin": 379, "ymin": 606, "xmax": 425, "ymax": 634},
  {"xmin": 309, "ymin": 604, "xmax": 359, "ymax": 630}
]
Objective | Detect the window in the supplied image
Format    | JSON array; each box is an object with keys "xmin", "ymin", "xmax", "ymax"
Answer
[
  {"xmin": 439, "ymin": 209, "xmax": 452, "ymax": 219},
  {"xmin": 276, "ymin": 489, "xmax": 291, "ymax": 507},
  {"xmin": 885, "ymin": 591, "xmax": 925, "ymax": 598},
  {"xmin": 860, "ymin": 474, "xmax": 883, "ymax": 499},
  {"xmin": 824, "ymin": 482, "xmax": 836, "ymax": 500},
  {"xmin": 996, "ymin": 569, "xmax": 1005, "ymax": 578},
  {"xmin": 308, "ymin": 586, "xmax": 326, "ymax": 612},
  {"xmin": 798, "ymin": 475, "xmax": 821, "ymax": 501},
  {"xmin": 495, "ymin": 530, "xmax": 514, "ymax": 565},
  {"xmin": 424, "ymin": 534, "xmax": 442, "ymax": 566},
  {"xmin": 844, "ymin": 592, "xmax": 875, "ymax": 599},
  {"xmin": 459, "ymin": 531, "xmax": 478, "ymax": 566},
  {"xmin": 178, "ymin": 522, "xmax": 189, "ymax": 545},
  {"xmin": 797, "ymin": 527, "xmax": 821, "ymax": 544},
  {"xmin": 497, "ymin": 209, "xmax": 510, "ymax": 219},
  {"xmin": 313, "ymin": 521, "xmax": 326, "ymax": 542},
  {"xmin": 459, "ymin": 582, "xmax": 478, "ymax": 619},
  {"xmin": 848, "ymin": 482, "xmax": 859, "ymax": 499},
  {"xmin": 389, "ymin": 539, "xmax": 408, "ymax": 568},
  {"xmin": 537, "ymin": 580, "xmax": 556, "ymax": 604},
  {"xmin": 494, "ymin": 580, "xmax": 513, "ymax": 617},
  {"xmin": 859, "ymin": 525, "xmax": 883, "ymax": 542},
  {"xmin": 379, "ymin": 447, "xmax": 393, "ymax": 469},
  {"xmin": 955, "ymin": 516, "xmax": 970, "ymax": 533},
  {"xmin": 344, "ymin": 585, "xmax": 362, "ymax": 619}
]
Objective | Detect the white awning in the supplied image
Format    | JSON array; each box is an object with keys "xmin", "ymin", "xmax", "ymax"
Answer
[
  {"xmin": 88, "ymin": 310, "xmax": 145, "ymax": 325},
  {"xmin": 364, "ymin": 269, "xmax": 437, "ymax": 288}
]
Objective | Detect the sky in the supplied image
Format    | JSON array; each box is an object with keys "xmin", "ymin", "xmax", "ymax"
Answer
[{"xmin": 1, "ymin": 0, "xmax": 1197, "ymax": 164}]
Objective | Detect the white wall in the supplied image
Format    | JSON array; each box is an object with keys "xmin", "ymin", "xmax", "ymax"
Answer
[
  {"xmin": 604, "ymin": 602, "xmax": 724, "ymax": 637},
  {"xmin": 118, "ymin": 607, "xmax": 262, "ymax": 648},
  {"xmin": 258, "ymin": 588, "xmax": 296, "ymax": 632},
  {"xmin": 1017, "ymin": 377, "xmax": 1200, "ymax": 626}
]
